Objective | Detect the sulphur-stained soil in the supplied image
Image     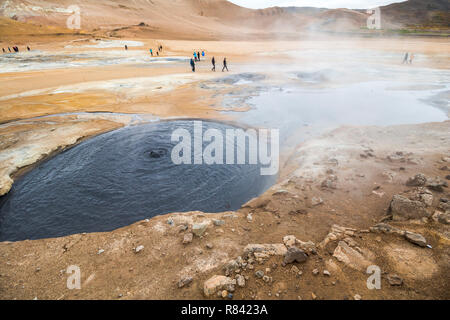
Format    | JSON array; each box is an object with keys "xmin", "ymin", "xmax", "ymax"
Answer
[
  {"xmin": 0, "ymin": 120, "xmax": 449, "ymax": 300},
  {"xmin": 0, "ymin": 12, "xmax": 449, "ymax": 299}
]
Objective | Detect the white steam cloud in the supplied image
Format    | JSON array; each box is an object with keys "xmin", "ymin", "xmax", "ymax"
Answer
[{"xmin": 228, "ymin": 0, "xmax": 407, "ymax": 9}]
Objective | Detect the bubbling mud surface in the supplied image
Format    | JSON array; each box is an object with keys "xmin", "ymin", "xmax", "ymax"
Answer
[{"xmin": 0, "ymin": 120, "xmax": 276, "ymax": 241}]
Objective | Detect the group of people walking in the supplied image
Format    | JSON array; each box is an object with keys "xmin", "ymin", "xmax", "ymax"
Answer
[
  {"xmin": 190, "ymin": 54, "xmax": 228, "ymax": 73},
  {"xmin": 402, "ymin": 52, "xmax": 414, "ymax": 64},
  {"xmin": 149, "ymin": 45, "xmax": 163, "ymax": 56},
  {"xmin": 193, "ymin": 50, "xmax": 205, "ymax": 61},
  {"xmin": 2, "ymin": 46, "xmax": 30, "ymax": 53}
]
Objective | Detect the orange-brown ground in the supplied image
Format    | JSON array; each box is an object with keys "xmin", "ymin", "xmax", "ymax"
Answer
[{"xmin": 0, "ymin": 18, "xmax": 449, "ymax": 300}]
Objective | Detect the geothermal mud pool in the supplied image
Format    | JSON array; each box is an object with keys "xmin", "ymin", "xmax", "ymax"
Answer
[{"xmin": 0, "ymin": 120, "xmax": 276, "ymax": 241}]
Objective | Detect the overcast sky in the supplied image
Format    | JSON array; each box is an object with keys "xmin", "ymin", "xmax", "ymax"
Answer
[{"xmin": 228, "ymin": 0, "xmax": 407, "ymax": 9}]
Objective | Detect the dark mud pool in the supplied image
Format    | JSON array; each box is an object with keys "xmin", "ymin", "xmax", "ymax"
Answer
[{"xmin": 0, "ymin": 121, "xmax": 276, "ymax": 241}]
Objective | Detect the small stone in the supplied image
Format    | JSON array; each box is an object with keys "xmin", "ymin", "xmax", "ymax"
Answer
[
  {"xmin": 354, "ymin": 294, "xmax": 362, "ymax": 300},
  {"xmin": 206, "ymin": 243, "xmax": 213, "ymax": 249},
  {"xmin": 255, "ymin": 270, "xmax": 264, "ymax": 278},
  {"xmin": 203, "ymin": 275, "xmax": 234, "ymax": 297},
  {"xmin": 247, "ymin": 213, "xmax": 253, "ymax": 222},
  {"xmin": 177, "ymin": 276, "xmax": 193, "ymax": 288},
  {"xmin": 387, "ymin": 274, "xmax": 403, "ymax": 286},
  {"xmin": 311, "ymin": 197, "xmax": 323, "ymax": 206},
  {"xmin": 236, "ymin": 275, "xmax": 245, "ymax": 287},
  {"xmin": 311, "ymin": 292, "xmax": 317, "ymax": 300},
  {"xmin": 405, "ymin": 231, "xmax": 427, "ymax": 247},
  {"xmin": 263, "ymin": 275, "xmax": 270, "ymax": 283},
  {"xmin": 222, "ymin": 290, "xmax": 228, "ymax": 298},
  {"xmin": 213, "ymin": 219, "xmax": 225, "ymax": 226},
  {"xmin": 312, "ymin": 268, "xmax": 319, "ymax": 275},
  {"xmin": 192, "ymin": 223, "xmax": 208, "ymax": 237},
  {"xmin": 283, "ymin": 247, "xmax": 308, "ymax": 264},
  {"xmin": 97, "ymin": 249, "xmax": 105, "ymax": 255},
  {"xmin": 183, "ymin": 233, "xmax": 193, "ymax": 244},
  {"xmin": 134, "ymin": 245, "xmax": 144, "ymax": 253},
  {"xmin": 323, "ymin": 270, "xmax": 331, "ymax": 276},
  {"xmin": 405, "ymin": 174, "xmax": 427, "ymax": 187}
]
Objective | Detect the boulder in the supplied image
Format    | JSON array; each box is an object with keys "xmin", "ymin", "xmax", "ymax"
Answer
[{"xmin": 389, "ymin": 195, "xmax": 429, "ymax": 221}]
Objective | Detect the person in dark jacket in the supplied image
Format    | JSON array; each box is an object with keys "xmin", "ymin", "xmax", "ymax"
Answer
[
  {"xmin": 190, "ymin": 58, "xmax": 195, "ymax": 72},
  {"xmin": 222, "ymin": 57, "xmax": 229, "ymax": 72},
  {"xmin": 402, "ymin": 52, "xmax": 408, "ymax": 64},
  {"xmin": 211, "ymin": 56, "xmax": 216, "ymax": 72}
]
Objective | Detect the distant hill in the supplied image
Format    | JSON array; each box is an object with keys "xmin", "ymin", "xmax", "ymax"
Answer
[
  {"xmin": 0, "ymin": 0, "xmax": 448, "ymax": 40},
  {"xmin": 381, "ymin": 0, "xmax": 450, "ymax": 29}
]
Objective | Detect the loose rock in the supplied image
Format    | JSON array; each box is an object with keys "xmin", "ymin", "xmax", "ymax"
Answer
[
  {"xmin": 236, "ymin": 275, "xmax": 245, "ymax": 287},
  {"xmin": 389, "ymin": 195, "xmax": 429, "ymax": 221},
  {"xmin": 283, "ymin": 247, "xmax": 308, "ymax": 264},
  {"xmin": 183, "ymin": 233, "xmax": 193, "ymax": 244},
  {"xmin": 387, "ymin": 274, "xmax": 403, "ymax": 286},
  {"xmin": 178, "ymin": 276, "xmax": 193, "ymax": 288},
  {"xmin": 404, "ymin": 231, "xmax": 427, "ymax": 247},
  {"xmin": 203, "ymin": 275, "xmax": 235, "ymax": 297},
  {"xmin": 192, "ymin": 223, "xmax": 208, "ymax": 237},
  {"xmin": 134, "ymin": 245, "xmax": 144, "ymax": 253},
  {"xmin": 405, "ymin": 173, "xmax": 427, "ymax": 187}
]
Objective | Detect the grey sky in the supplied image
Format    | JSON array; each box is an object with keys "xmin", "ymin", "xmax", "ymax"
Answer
[{"xmin": 228, "ymin": 0, "xmax": 407, "ymax": 9}]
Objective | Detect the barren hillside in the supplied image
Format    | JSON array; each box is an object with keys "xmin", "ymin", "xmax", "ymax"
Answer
[{"xmin": 0, "ymin": 0, "xmax": 448, "ymax": 41}]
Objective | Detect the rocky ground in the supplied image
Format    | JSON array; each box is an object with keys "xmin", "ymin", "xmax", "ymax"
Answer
[{"xmin": 0, "ymin": 120, "xmax": 448, "ymax": 300}]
